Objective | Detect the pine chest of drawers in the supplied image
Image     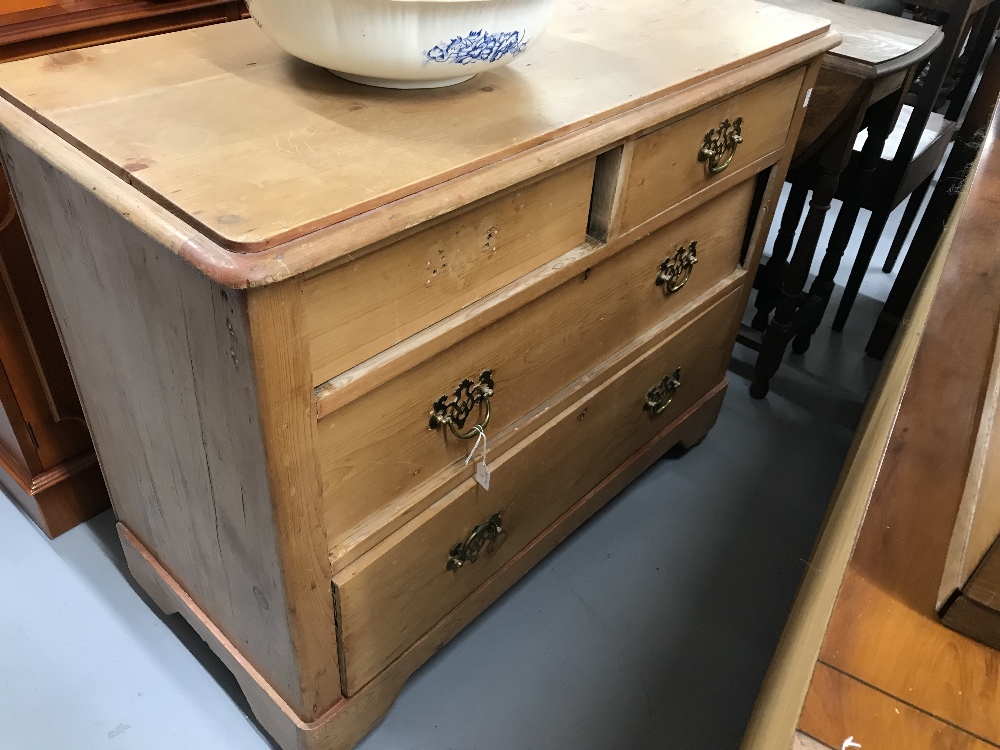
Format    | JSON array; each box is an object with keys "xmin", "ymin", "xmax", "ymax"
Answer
[{"xmin": 0, "ymin": 3, "xmax": 836, "ymax": 748}]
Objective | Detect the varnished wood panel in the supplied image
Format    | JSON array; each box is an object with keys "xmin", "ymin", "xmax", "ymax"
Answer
[
  {"xmin": 740, "ymin": 134, "xmax": 959, "ymax": 750},
  {"xmin": 317, "ymin": 182, "xmax": 755, "ymax": 553},
  {"xmin": 800, "ymin": 664, "xmax": 996, "ymax": 750},
  {"xmin": 334, "ymin": 288, "xmax": 742, "ymax": 694},
  {"xmin": 795, "ymin": 98, "xmax": 1000, "ymax": 748},
  {"xmin": 1, "ymin": 132, "xmax": 336, "ymax": 720},
  {"xmin": 619, "ymin": 69, "xmax": 804, "ymax": 234},
  {"xmin": 304, "ymin": 160, "xmax": 594, "ymax": 387},
  {"xmin": 0, "ymin": 1, "xmax": 246, "ymax": 63},
  {"xmin": 0, "ymin": 1, "xmax": 829, "ymax": 251}
]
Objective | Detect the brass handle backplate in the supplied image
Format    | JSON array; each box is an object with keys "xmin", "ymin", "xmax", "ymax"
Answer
[
  {"xmin": 448, "ymin": 512, "xmax": 504, "ymax": 571},
  {"xmin": 644, "ymin": 368, "xmax": 681, "ymax": 416},
  {"xmin": 429, "ymin": 370, "xmax": 494, "ymax": 440},
  {"xmin": 656, "ymin": 241, "xmax": 698, "ymax": 294},
  {"xmin": 698, "ymin": 117, "xmax": 743, "ymax": 175}
]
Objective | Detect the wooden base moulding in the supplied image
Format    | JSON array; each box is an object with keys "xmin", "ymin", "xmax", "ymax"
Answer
[{"xmin": 118, "ymin": 382, "xmax": 726, "ymax": 750}]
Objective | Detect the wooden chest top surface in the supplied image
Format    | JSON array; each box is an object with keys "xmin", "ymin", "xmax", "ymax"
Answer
[{"xmin": 0, "ymin": 0, "xmax": 829, "ymax": 252}]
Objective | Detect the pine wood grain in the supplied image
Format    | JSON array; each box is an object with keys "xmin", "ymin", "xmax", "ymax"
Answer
[
  {"xmin": 0, "ymin": 33, "xmax": 838, "ymax": 288},
  {"xmin": 303, "ymin": 159, "xmax": 594, "ymax": 386},
  {"xmin": 317, "ymin": 182, "xmax": 755, "ymax": 555},
  {"xmin": 119, "ymin": 381, "xmax": 730, "ymax": 750},
  {"xmin": 0, "ymin": 0, "xmax": 830, "ymax": 252},
  {"xmin": 619, "ymin": 69, "xmax": 804, "ymax": 234},
  {"xmin": 1, "ymin": 132, "xmax": 334, "ymax": 719},
  {"xmin": 334, "ymin": 288, "xmax": 741, "ymax": 694}
]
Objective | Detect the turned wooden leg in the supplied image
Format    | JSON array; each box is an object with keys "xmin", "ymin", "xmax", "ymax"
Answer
[
  {"xmin": 752, "ymin": 180, "xmax": 809, "ymax": 331},
  {"xmin": 751, "ymin": 96, "xmax": 870, "ymax": 398},
  {"xmin": 751, "ymin": 161, "xmax": 842, "ymax": 398},
  {"xmin": 882, "ymin": 175, "xmax": 932, "ymax": 274},
  {"xmin": 793, "ymin": 96, "xmax": 897, "ymax": 354}
]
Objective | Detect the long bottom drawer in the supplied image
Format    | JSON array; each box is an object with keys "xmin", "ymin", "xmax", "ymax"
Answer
[{"xmin": 333, "ymin": 287, "xmax": 742, "ymax": 694}]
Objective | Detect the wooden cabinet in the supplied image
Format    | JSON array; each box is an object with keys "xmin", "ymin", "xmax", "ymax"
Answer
[
  {"xmin": 0, "ymin": 1, "xmax": 247, "ymax": 537},
  {"xmin": 0, "ymin": 3, "xmax": 836, "ymax": 747}
]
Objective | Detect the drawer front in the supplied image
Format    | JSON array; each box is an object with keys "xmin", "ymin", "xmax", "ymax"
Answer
[
  {"xmin": 304, "ymin": 159, "xmax": 596, "ymax": 386},
  {"xmin": 317, "ymin": 180, "xmax": 756, "ymax": 539},
  {"xmin": 333, "ymin": 287, "xmax": 742, "ymax": 694},
  {"xmin": 618, "ymin": 68, "xmax": 803, "ymax": 234}
]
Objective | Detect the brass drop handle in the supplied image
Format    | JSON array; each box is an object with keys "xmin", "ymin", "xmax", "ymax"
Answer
[
  {"xmin": 644, "ymin": 368, "xmax": 681, "ymax": 416},
  {"xmin": 655, "ymin": 241, "xmax": 698, "ymax": 294},
  {"xmin": 698, "ymin": 117, "xmax": 743, "ymax": 175},
  {"xmin": 448, "ymin": 512, "xmax": 504, "ymax": 571},
  {"xmin": 429, "ymin": 370, "xmax": 494, "ymax": 440}
]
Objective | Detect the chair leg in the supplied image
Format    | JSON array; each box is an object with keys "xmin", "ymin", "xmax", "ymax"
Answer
[
  {"xmin": 832, "ymin": 206, "xmax": 890, "ymax": 333},
  {"xmin": 882, "ymin": 175, "xmax": 932, "ymax": 274}
]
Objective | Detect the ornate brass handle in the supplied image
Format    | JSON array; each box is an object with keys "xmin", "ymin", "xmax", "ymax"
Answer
[
  {"xmin": 655, "ymin": 241, "xmax": 698, "ymax": 294},
  {"xmin": 644, "ymin": 369, "xmax": 681, "ymax": 416},
  {"xmin": 698, "ymin": 117, "xmax": 743, "ymax": 175},
  {"xmin": 448, "ymin": 512, "xmax": 504, "ymax": 571},
  {"xmin": 429, "ymin": 370, "xmax": 494, "ymax": 440}
]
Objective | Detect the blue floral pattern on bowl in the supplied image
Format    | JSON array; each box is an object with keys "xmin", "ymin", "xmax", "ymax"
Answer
[{"xmin": 426, "ymin": 30, "xmax": 529, "ymax": 65}]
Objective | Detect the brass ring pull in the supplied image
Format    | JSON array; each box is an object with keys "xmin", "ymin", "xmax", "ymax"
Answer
[
  {"xmin": 655, "ymin": 241, "xmax": 698, "ymax": 294},
  {"xmin": 644, "ymin": 368, "xmax": 681, "ymax": 416},
  {"xmin": 698, "ymin": 117, "xmax": 743, "ymax": 175},
  {"xmin": 429, "ymin": 370, "xmax": 494, "ymax": 440},
  {"xmin": 448, "ymin": 512, "xmax": 504, "ymax": 571}
]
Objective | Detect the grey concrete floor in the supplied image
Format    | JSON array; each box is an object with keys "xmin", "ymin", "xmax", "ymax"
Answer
[{"xmin": 0, "ymin": 184, "xmax": 925, "ymax": 750}]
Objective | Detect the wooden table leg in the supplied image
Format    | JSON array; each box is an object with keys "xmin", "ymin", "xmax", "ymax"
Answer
[
  {"xmin": 793, "ymin": 95, "xmax": 897, "ymax": 355},
  {"xmin": 752, "ymin": 180, "xmax": 810, "ymax": 331},
  {"xmin": 751, "ymin": 103, "xmax": 868, "ymax": 399}
]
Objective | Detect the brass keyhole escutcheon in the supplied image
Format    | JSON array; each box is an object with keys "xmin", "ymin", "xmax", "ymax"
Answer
[
  {"xmin": 429, "ymin": 370, "xmax": 494, "ymax": 440},
  {"xmin": 656, "ymin": 241, "xmax": 698, "ymax": 294},
  {"xmin": 698, "ymin": 117, "xmax": 743, "ymax": 175},
  {"xmin": 644, "ymin": 368, "xmax": 681, "ymax": 416},
  {"xmin": 448, "ymin": 512, "xmax": 505, "ymax": 571}
]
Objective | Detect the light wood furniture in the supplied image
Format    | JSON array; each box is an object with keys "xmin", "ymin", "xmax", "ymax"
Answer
[
  {"xmin": 0, "ymin": 0, "xmax": 246, "ymax": 538},
  {"xmin": 0, "ymin": 5, "xmax": 836, "ymax": 748},
  {"xmin": 742, "ymin": 69, "xmax": 1000, "ymax": 750},
  {"xmin": 747, "ymin": 0, "xmax": 941, "ymax": 397}
]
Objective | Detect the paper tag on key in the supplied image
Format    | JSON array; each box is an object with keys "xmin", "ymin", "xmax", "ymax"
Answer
[
  {"xmin": 475, "ymin": 461, "xmax": 491, "ymax": 491},
  {"xmin": 465, "ymin": 425, "xmax": 491, "ymax": 491}
]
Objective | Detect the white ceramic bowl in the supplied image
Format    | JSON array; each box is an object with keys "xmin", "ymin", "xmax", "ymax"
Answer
[{"xmin": 245, "ymin": 0, "xmax": 555, "ymax": 89}]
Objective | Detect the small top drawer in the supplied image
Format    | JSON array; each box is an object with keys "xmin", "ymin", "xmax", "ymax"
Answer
[
  {"xmin": 618, "ymin": 68, "xmax": 804, "ymax": 235},
  {"xmin": 304, "ymin": 160, "xmax": 596, "ymax": 386}
]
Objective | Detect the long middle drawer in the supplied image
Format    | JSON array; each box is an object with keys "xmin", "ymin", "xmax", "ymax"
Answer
[{"xmin": 317, "ymin": 179, "xmax": 756, "ymax": 544}]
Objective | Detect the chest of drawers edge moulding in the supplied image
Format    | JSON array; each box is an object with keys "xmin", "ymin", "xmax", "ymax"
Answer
[{"xmin": 0, "ymin": 13, "xmax": 837, "ymax": 750}]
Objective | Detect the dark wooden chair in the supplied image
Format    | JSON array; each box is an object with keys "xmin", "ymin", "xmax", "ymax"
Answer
[
  {"xmin": 866, "ymin": 39, "xmax": 1000, "ymax": 359},
  {"xmin": 827, "ymin": 0, "xmax": 1000, "ymax": 332}
]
